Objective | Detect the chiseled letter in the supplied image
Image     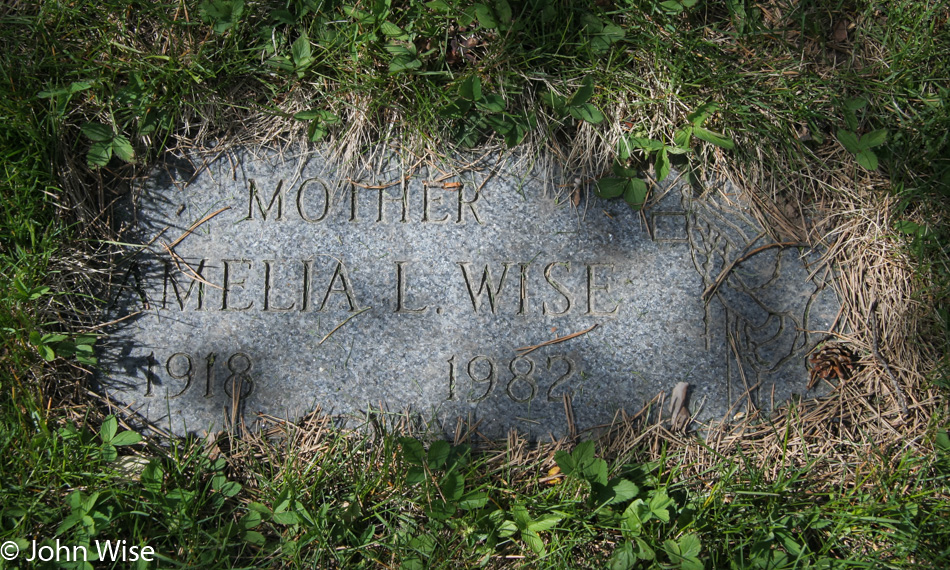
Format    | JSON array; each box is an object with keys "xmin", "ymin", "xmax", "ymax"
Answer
[
  {"xmin": 246, "ymin": 179, "xmax": 283, "ymax": 221},
  {"xmin": 263, "ymin": 260, "xmax": 296, "ymax": 312},
  {"xmin": 221, "ymin": 259, "xmax": 253, "ymax": 311},
  {"xmin": 395, "ymin": 261, "xmax": 428, "ymax": 314},
  {"xmin": 542, "ymin": 261, "xmax": 572, "ymax": 316},
  {"xmin": 296, "ymin": 178, "xmax": 331, "ymax": 222},
  {"xmin": 457, "ymin": 185, "xmax": 482, "ymax": 224},
  {"xmin": 162, "ymin": 259, "xmax": 209, "ymax": 311},
  {"xmin": 586, "ymin": 263, "xmax": 619, "ymax": 316},
  {"xmin": 423, "ymin": 183, "xmax": 450, "ymax": 223},
  {"xmin": 319, "ymin": 262, "xmax": 360, "ymax": 312},
  {"xmin": 459, "ymin": 262, "xmax": 511, "ymax": 314}
]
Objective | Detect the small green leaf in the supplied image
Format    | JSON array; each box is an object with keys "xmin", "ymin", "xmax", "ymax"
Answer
[
  {"xmin": 692, "ymin": 126, "xmax": 735, "ymax": 149},
  {"xmin": 623, "ymin": 178, "xmax": 648, "ymax": 209},
  {"xmin": 617, "ymin": 139, "xmax": 632, "ymax": 161},
  {"xmin": 523, "ymin": 529, "xmax": 545, "ymax": 554},
  {"xmin": 459, "ymin": 76, "xmax": 482, "ymax": 101},
  {"xmin": 541, "ymin": 91, "xmax": 566, "ymax": 114},
  {"xmin": 217, "ymin": 480, "xmax": 242, "ymax": 497},
  {"xmin": 477, "ymin": 94, "xmax": 506, "ymax": 113},
  {"xmin": 200, "ymin": 0, "xmax": 245, "ymax": 33},
  {"xmin": 101, "ymin": 416, "xmax": 118, "ymax": 443},
  {"xmin": 673, "ymin": 127, "xmax": 692, "ymax": 149},
  {"xmin": 936, "ymin": 431, "xmax": 950, "ymax": 452},
  {"xmin": 110, "ymin": 430, "xmax": 142, "ymax": 447},
  {"xmin": 39, "ymin": 80, "xmax": 93, "ymax": 99},
  {"xmin": 389, "ymin": 55, "xmax": 421, "ymax": 73},
  {"xmin": 606, "ymin": 478, "xmax": 640, "ymax": 504},
  {"xmin": 635, "ymin": 537, "xmax": 656, "ymax": 560},
  {"xmin": 38, "ymin": 343, "xmax": 55, "ymax": 360},
  {"xmin": 893, "ymin": 220, "xmax": 921, "ymax": 235},
  {"xmin": 554, "ymin": 449, "xmax": 575, "ymax": 473},
  {"xmin": 497, "ymin": 518, "xmax": 519, "ymax": 537},
  {"xmin": 112, "ymin": 135, "xmax": 135, "ymax": 163},
  {"xmin": 474, "ymin": 3, "xmax": 497, "ymax": 28},
  {"xmin": 569, "ymin": 77, "xmax": 595, "ymax": 106},
  {"xmin": 679, "ymin": 533, "xmax": 702, "ymax": 558},
  {"xmin": 844, "ymin": 110, "xmax": 859, "ymax": 132},
  {"xmin": 379, "ymin": 21, "xmax": 405, "ymax": 37},
  {"xmin": 272, "ymin": 510, "xmax": 301, "ymax": 525},
  {"xmin": 406, "ymin": 466, "xmax": 425, "ymax": 484},
  {"xmin": 76, "ymin": 334, "xmax": 97, "ymax": 346},
  {"xmin": 439, "ymin": 471, "xmax": 464, "ymax": 502},
  {"xmin": 571, "ymin": 440, "xmax": 595, "ymax": 467},
  {"xmin": 612, "ymin": 161, "xmax": 638, "ymax": 178},
  {"xmin": 458, "ymin": 5, "xmax": 476, "ymax": 27},
  {"xmin": 243, "ymin": 530, "xmax": 266, "ymax": 546},
  {"xmin": 845, "ymin": 97, "xmax": 868, "ymax": 111},
  {"xmin": 589, "ymin": 21, "xmax": 624, "ymax": 54},
  {"xmin": 511, "ymin": 504, "xmax": 531, "ymax": 529},
  {"xmin": 687, "ymin": 102, "xmax": 719, "ymax": 126},
  {"xmin": 568, "ymin": 103, "xmax": 605, "ymax": 124},
  {"xmin": 860, "ymin": 128, "xmax": 888, "ymax": 149},
  {"xmin": 88, "ymin": 141, "xmax": 112, "ymax": 167},
  {"xmin": 648, "ymin": 489, "xmax": 674, "ymax": 522},
  {"xmin": 247, "ymin": 502, "xmax": 272, "ymax": 516},
  {"xmin": 399, "ymin": 437, "xmax": 425, "ymax": 465},
  {"xmin": 664, "ymin": 533, "xmax": 703, "ymax": 570},
  {"xmin": 837, "ymin": 130, "xmax": 861, "ymax": 153},
  {"xmin": 457, "ymin": 491, "xmax": 488, "ymax": 510},
  {"xmin": 609, "ymin": 541, "xmax": 637, "ymax": 570},
  {"xmin": 527, "ymin": 513, "xmax": 562, "ymax": 533},
  {"xmin": 595, "ymin": 178, "xmax": 627, "ymax": 199},
  {"xmin": 622, "ymin": 499, "xmax": 649, "ymax": 535},
  {"xmin": 291, "ymin": 33, "xmax": 311, "ymax": 65},
  {"xmin": 82, "ymin": 122, "xmax": 113, "ymax": 142},
  {"xmin": 308, "ymin": 122, "xmax": 329, "ymax": 142},
  {"xmin": 101, "ymin": 443, "xmax": 118, "ymax": 462},
  {"xmin": 856, "ymin": 149, "xmax": 879, "ymax": 170},
  {"xmin": 656, "ymin": 147, "xmax": 670, "ymax": 181},
  {"xmin": 141, "ymin": 461, "xmax": 164, "ymax": 491},
  {"xmin": 660, "ymin": 0, "xmax": 684, "ymax": 13},
  {"xmin": 627, "ymin": 136, "xmax": 665, "ymax": 151},
  {"xmin": 494, "ymin": 0, "xmax": 512, "ymax": 25},
  {"xmin": 582, "ymin": 458, "xmax": 609, "ymax": 485}
]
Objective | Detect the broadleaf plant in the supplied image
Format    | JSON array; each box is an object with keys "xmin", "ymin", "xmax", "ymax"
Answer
[
  {"xmin": 81, "ymin": 122, "xmax": 135, "ymax": 168},
  {"xmin": 599, "ymin": 103, "xmax": 734, "ymax": 211}
]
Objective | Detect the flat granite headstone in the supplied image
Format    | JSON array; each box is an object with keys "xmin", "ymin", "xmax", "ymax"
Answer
[{"xmin": 99, "ymin": 147, "xmax": 840, "ymax": 439}]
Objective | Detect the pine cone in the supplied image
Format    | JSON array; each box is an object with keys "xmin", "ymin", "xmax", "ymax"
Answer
[{"xmin": 807, "ymin": 343, "xmax": 858, "ymax": 389}]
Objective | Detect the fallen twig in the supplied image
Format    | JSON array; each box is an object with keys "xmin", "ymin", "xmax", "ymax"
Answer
[
  {"xmin": 167, "ymin": 206, "xmax": 232, "ymax": 249},
  {"xmin": 516, "ymin": 324, "xmax": 599, "ymax": 356},
  {"xmin": 161, "ymin": 242, "xmax": 222, "ymax": 290},
  {"xmin": 319, "ymin": 307, "xmax": 372, "ymax": 345}
]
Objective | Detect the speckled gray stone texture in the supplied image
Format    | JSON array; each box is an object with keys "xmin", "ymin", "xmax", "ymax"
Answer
[{"xmin": 99, "ymin": 147, "xmax": 840, "ymax": 439}]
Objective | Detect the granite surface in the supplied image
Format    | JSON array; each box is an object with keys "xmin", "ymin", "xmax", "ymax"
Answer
[{"xmin": 98, "ymin": 147, "xmax": 840, "ymax": 438}]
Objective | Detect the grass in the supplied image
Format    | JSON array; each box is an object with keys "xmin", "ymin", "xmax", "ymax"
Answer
[{"xmin": 1, "ymin": 0, "xmax": 949, "ymax": 567}]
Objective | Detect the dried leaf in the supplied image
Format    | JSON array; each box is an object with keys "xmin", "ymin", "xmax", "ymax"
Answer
[
  {"xmin": 832, "ymin": 19, "xmax": 850, "ymax": 42},
  {"xmin": 669, "ymin": 382, "xmax": 690, "ymax": 432}
]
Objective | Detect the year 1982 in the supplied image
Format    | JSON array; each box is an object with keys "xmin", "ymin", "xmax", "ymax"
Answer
[{"xmin": 446, "ymin": 354, "xmax": 577, "ymax": 404}]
